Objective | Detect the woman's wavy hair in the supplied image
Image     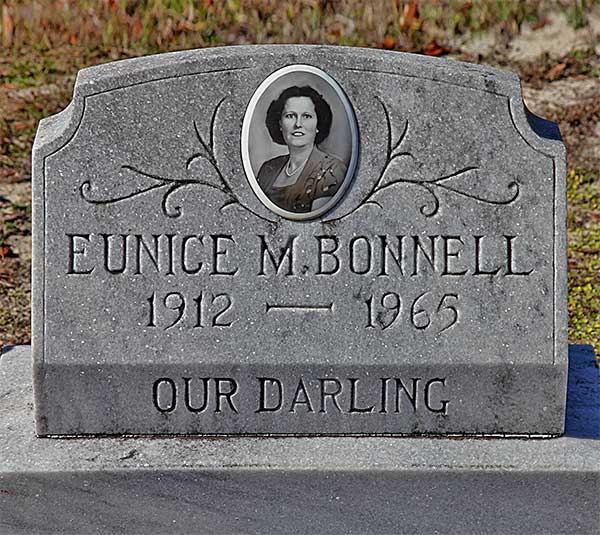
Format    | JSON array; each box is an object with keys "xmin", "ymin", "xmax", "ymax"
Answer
[{"xmin": 265, "ymin": 86, "xmax": 332, "ymax": 145}]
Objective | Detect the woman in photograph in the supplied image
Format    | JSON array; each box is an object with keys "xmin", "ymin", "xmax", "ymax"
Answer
[{"xmin": 257, "ymin": 86, "xmax": 347, "ymax": 214}]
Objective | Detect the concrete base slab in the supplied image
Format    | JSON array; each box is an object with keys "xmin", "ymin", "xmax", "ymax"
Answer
[{"xmin": 1, "ymin": 345, "xmax": 599, "ymax": 534}]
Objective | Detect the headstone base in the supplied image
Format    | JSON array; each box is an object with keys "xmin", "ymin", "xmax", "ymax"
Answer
[{"xmin": 1, "ymin": 345, "xmax": 598, "ymax": 535}]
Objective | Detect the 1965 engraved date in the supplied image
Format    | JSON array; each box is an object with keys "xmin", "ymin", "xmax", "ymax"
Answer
[{"xmin": 365, "ymin": 291, "xmax": 459, "ymax": 333}]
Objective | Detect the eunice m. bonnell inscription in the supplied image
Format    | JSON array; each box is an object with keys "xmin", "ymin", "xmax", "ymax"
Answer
[{"xmin": 32, "ymin": 46, "xmax": 567, "ymax": 436}]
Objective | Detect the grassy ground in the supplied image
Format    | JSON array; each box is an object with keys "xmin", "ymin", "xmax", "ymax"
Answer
[{"xmin": 1, "ymin": 0, "xmax": 599, "ymax": 356}]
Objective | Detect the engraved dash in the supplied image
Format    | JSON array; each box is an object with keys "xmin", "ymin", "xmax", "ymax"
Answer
[{"xmin": 265, "ymin": 303, "xmax": 334, "ymax": 313}]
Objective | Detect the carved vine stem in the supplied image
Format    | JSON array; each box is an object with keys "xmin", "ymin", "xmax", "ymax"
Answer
[
  {"xmin": 80, "ymin": 98, "xmax": 275, "ymax": 223},
  {"xmin": 332, "ymin": 97, "xmax": 520, "ymax": 221}
]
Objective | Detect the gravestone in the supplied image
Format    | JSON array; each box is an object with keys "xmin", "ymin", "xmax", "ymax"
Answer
[
  {"xmin": 1, "ymin": 45, "xmax": 598, "ymax": 535},
  {"xmin": 31, "ymin": 45, "xmax": 568, "ymax": 436}
]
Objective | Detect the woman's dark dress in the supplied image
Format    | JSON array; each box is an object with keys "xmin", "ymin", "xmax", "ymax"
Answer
[{"xmin": 257, "ymin": 147, "xmax": 347, "ymax": 213}]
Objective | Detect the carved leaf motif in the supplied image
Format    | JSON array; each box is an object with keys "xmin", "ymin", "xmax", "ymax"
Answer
[
  {"xmin": 79, "ymin": 97, "xmax": 275, "ymax": 224},
  {"xmin": 337, "ymin": 97, "xmax": 520, "ymax": 220}
]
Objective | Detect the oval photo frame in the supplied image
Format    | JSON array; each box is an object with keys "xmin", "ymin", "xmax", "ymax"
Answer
[{"xmin": 242, "ymin": 65, "xmax": 359, "ymax": 221}]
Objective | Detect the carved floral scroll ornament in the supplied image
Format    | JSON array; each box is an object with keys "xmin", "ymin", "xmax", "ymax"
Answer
[
  {"xmin": 80, "ymin": 96, "xmax": 520, "ymax": 221},
  {"xmin": 80, "ymin": 98, "xmax": 274, "ymax": 224},
  {"xmin": 344, "ymin": 96, "xmax": 520, "ymax": 219}
]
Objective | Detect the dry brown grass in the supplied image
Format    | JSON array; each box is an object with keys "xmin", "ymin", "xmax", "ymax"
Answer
[{"xmin": 1, "ymin": 1, "xmax": 594, "ymax": 54}]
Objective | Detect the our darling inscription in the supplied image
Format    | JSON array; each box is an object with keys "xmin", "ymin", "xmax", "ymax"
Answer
[{"xmin": 152, "ymin": 375, "xmax": 449, "ymax": 416}]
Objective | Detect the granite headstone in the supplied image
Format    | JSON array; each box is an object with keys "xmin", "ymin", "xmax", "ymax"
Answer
[{"xmin": 32, "ymin": 45, "xmax": 567, "ymax": 436}]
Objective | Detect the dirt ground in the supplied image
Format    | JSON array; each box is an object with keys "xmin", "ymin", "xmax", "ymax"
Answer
[{"xmin": 1, "ymin": 2, "xmax": 599, "ymax": 354}]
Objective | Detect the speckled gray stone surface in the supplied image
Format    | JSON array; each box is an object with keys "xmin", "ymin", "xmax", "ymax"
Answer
[
  {"xmin": 32, "ymin": 45, "xmax": 567, "ymax": 436},
  {"xmin": 1, "ymin": 345, "xmax": 598, "ymax": 534}
]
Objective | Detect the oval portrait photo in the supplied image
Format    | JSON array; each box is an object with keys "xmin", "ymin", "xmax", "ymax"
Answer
[{"xmin": 242, "ymin": 65, "xmax": 358, "ymax": 220}]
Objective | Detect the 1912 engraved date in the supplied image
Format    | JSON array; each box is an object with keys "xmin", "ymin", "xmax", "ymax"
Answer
[{"xmin": 146, "ymin": 291, "xmax": 234, "ymax": 329}]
